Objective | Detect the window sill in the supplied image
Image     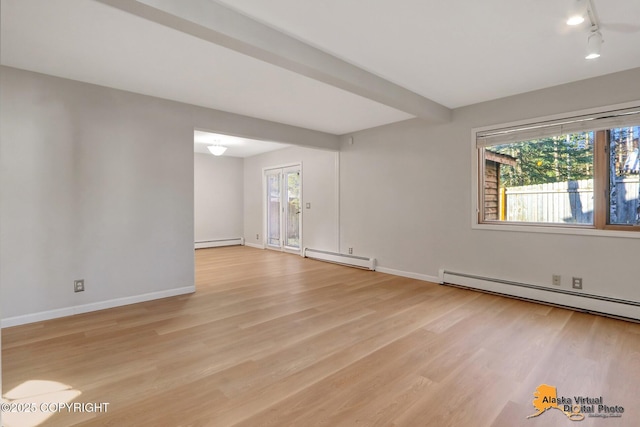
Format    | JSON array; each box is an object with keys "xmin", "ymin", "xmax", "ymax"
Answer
[{"xmin": 473, "ymin": 221, "xmax": 640, "ymax": 239}]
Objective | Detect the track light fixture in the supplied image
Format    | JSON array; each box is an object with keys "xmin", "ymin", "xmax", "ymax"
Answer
[
  {"xmin": 566, "ymin": 0, "xmax": 603, "ymax": 60},
  {"xmin": 585, "ymin": 29, "xmax": 603, "ymax": 59},
  {"xmin": 566, "ymin": 0, "xmax": 586, "ymax": 26}
]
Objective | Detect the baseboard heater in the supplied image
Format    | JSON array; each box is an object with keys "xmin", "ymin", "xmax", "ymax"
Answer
[
  {"xmin": 303, "ymin": 248, "xmax": 376, "ymax": 271},
  {"xmin": 440, "ymin": 270, "xmax": 640, "ymax": 322},
  {"xmin": 195, "ymin": 238, "xmax": 244, "ymax": 249}
]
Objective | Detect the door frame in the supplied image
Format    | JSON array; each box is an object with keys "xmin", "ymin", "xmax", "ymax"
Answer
[{"xmin": 262, "ymin": 162, "xmax": 303, "ymax": 255}]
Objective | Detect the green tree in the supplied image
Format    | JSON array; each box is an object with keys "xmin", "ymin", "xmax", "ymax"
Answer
[{"xmin": 488, "ymin": 133, "xmax": 593, "ymax": 186}]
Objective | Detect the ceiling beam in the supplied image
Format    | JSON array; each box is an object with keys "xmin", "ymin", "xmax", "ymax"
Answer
[{"xmin": 96, "ymin": 0, "xmax": 451, "ymax": 125}]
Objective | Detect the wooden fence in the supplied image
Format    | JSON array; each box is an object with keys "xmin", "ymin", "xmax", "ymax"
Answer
[
  {"xmin": 611, "ymin": 178, "xmax": 640, "ymax": 225},
  {"xmin": 505, "ymin": 178, "xmax": 639, "ymax": 224}
]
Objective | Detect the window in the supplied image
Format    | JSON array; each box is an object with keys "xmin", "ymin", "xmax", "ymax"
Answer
[{"xmin": 476, "ymin": 105, "xmax": 640, "ymax": 232}]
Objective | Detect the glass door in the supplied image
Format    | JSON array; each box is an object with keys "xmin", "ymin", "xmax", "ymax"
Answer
[
  {"xmin": 264, "ymin": 165, "xmax": 302, "ymax": 253},
  {"xmin": 266, "ymin": 169, "xmax": 282, "ymax": 249},
  {"xmin": 284, "ymin": 167, "xmax": 301, "ymax": 251}
]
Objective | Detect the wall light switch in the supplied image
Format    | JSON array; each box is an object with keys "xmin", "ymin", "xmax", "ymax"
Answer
[{"xmin": 306, "ymin": 203, "xmax": 311, "ymax": 209}]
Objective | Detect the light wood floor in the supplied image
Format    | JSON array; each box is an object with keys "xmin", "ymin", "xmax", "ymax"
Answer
[{"xmin": 2, "ymin": 246, "xmax": 639, "ymax": 427}]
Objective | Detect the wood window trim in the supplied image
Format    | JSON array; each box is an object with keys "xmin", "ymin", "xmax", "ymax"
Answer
[
  {"xmin": 593, "ymin": 130, "xmax": 608, "ymax": 229},
  {"xmin": 594, "ymin": 130, "xmax": 640, "ymax": 232}
]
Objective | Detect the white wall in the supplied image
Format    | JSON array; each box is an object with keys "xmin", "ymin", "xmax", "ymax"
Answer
[
  {"xmin": 0, "ymin": 67, "xmax": 195, "ymax": 322},
  {"xmin": 0, "ymin": 66, "xmax": 337, "ymax": 324},
  {"xmin": 194, "ymin": 153, "xmax": 244, "ymax": 242},
  {"xmin": 340, "ymin": 67, "xmax": 640, "ymax": 303},
  {"xmin": 244, "ymin": 146, "xmax": 339, "ymax": 252}
]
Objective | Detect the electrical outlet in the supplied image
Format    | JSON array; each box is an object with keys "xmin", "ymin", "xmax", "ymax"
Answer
[
  {"xmin": 552, "ymin": 275, "xmax": 561, "ymax": 286},
  {"xmin": 348, "ymin": 247, "xmax": 353, "ymax": 254},
  {"xmin": 306, "ymin": 202, "xmax": 311, "ymax": 209},
  {"xmin": 572, "ymin": 277, "xmax": 583, "ymax": 289},
  {"xmin": 74, "ymin": 279, "xmax": 85, "ymax": 293},
  {"xmin": 256, "ymin": 233, "xmax": 259, "ymax": 240}
]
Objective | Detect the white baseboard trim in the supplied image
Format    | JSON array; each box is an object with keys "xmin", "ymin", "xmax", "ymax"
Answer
[
  {"xmin": 304, "ymin": 248, "xmax": 375, "ymax": 270},
  {"xmin": 442, "ymin": 271, "xmax": 640, "ymax": 321},
  {"xmin": 244, "ymin": 242, "xmax": 265, "ymax": 249},
  {"xmin": 1, "ymin": 286, "xmax": 196, "ymax": 328},
  {"xmin": 375, "ymin": 266, "xmax": 440, "ymax": 283},
  {"xmin": 195, "ymin": 238, "xmax": 244, "ymax": 249}
]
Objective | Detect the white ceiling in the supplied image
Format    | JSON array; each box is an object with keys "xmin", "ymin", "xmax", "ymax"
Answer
[
  {"xmin": 214, "ymin": 0, "xmax": 640, "ymax": 108},
  {"xmin": 194, "ymin": 131, "xmax": 289, "ymax": 158},
  {"xmin": 2, "ymin": 0, "xmax": 640, "ymax": 136}
]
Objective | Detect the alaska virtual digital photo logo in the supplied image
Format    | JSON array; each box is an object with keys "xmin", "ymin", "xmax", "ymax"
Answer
[{"xmin": 527, "ymin": 384, "xmax": 624, "ymax": 421}]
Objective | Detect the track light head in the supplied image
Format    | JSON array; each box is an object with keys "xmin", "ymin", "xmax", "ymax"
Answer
[
  {"xmin": 567, "ymin": 16, "xmax": 585, "ymax": 26},
  {"xmin": 585, "ymin": 30, "xmax": 603, "ymax": 59},
  {"xmin": 566, "ymin": 0, "xmax": 587, "ymax": 26}
]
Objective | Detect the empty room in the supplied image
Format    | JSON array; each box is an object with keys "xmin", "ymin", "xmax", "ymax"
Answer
[{"xmin": 1, "ymin": 0, "xmax": 640, "ymax": 426}]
